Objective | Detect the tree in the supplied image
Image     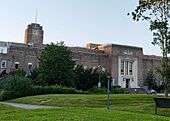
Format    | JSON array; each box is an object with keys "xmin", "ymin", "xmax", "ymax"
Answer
[
  {"xmin": 15, "ymin": 68, "xmax": 26, "ymax": 77},
  {"xmin": 130, "ymin": 0, "xmax": 170, "ymax": 96},
  {"xmin": 38, "ymin": 42, "xmax": 75, "ymax": 87},
  {"xmin": 144, "ymin": 71, "xmax": 158, "ymax": 90},
  {"xmin": 74, "ymin": 65, "xmax": 109, "ymax": 91}
]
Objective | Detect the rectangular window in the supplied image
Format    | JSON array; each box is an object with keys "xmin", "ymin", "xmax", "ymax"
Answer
[
  {"xmin": 129, "ymin": 62, "xmax": 133, "ymax": 75},
  {"xmin": 125, "ymin": 61, "xmax": 128, "ymax": 75},
  {"xmin": 0, "ymin": 47, "xmax": 7, "ymax": 54},
  {"xmin": 1, "ymin": 60, "xmax": 6, "ymax": 68},
  {"xmin": 15, "ymin": 62, "xmax": 19, "ymax": 69},
  {"xmin": 28, "ymin": 63, "xmax": 33, "ymax": 69},
  {"xmin": 121, "ymin": 60, "xmax": 124, "ymax": 75}
]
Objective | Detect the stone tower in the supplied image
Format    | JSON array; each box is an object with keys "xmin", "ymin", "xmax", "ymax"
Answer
[{"xmin": 24, "ymin": 23, "xmax": 43, "ymax": 46}]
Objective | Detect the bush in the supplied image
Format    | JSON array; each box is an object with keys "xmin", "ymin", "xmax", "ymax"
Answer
[
  {"xmin": 0, "ymin": 91, "xmax": 14, "ymax": 100},
  {"xmin": 89, "ymin": 86, "xmax": 107, "ymax": 94},
  {"xmin": 0, "ymin": 77, "xmax": 85, "ymax": 101},
  {"xmin": 15, "ymin": 69, "xmax": 26, "ymax": 77},
  {"xmin": 111, "ymin": 88, "xmax": 124, "ymax": 94},
  {"xmin": 31, "ymin": 85, "xmax": 81, "ymax": 95},
  {"xmin": 0, "ymin": 76, "xmax": 32, "ymax": 101}
]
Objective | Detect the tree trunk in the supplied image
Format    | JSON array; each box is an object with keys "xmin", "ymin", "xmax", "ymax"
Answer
[
  {"xmin": 164, "ymin": 79, "xmax": 169, "ymax": 97},
  {"xmin": 165, "ymin": 87, "xmax": 168, "ymax": 97}
]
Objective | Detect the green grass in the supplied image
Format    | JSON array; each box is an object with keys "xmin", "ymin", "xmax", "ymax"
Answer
[
  {"xmin": 1, "ymin": 94, "xmax": 170, "ymax": 120},
  {"xmin": 8, "ymin": 94, "xmax": 170, "ymax": 115},
  {"xmin": 0, "ymin": 102, "xmax": 170, "ymax": 121}
]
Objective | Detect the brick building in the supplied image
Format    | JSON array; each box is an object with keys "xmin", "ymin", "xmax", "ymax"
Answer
[{"xmin": 0, "ymin": 23, "xmax": 162, "ymax": 88}]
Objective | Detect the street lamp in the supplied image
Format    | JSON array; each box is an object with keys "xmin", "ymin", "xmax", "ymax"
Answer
[
  {"xmin": 98, "ymin": 75, "xmax": 101, "ymax": 87},
  {"xmin": 107, "ymin": 76, "xmax": 110, "ymax": 111},
  {"xmin": 98, "ymin": 66, "xmax": 101, "ymax": 88}
]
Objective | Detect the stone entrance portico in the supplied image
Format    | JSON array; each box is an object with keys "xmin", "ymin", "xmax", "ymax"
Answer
[{"xmin": 118, "ymin": 56, "xmax": 138, "ymax": 88}]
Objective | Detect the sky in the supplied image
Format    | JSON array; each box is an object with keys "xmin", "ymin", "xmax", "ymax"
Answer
[{"xmin": 0, "ymin": 0, "xmax": 161, "ymax": 55}]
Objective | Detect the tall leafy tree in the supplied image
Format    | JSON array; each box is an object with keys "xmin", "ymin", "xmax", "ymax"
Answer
[
  {"xmin": 74, "ymin": 65, "xmax": 109, "ymax": 91},
  {"xmin": 130, "ymin": 0, "xmax": 170, "ymax": 96},
  {"xmin": 144, "ymin": 70, "xmax": 158, "ymax": 90},
  {"xmin": 38, "ymin": 42, "xmax": 75, "ymax": 87}
]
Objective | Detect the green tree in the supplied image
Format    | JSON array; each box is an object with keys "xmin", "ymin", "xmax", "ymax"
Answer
[
  {"xmin": 74, "ymin": 65, "xmax": 109, "ymax": 91},
  {"xmin": 144, "ymin": 71, "xmax": 158, "ymax": 90},
  {"xmin": 15, "ymin": 68, "xmax": 26, "ymax": 77},
  {"xmin": 38, "ymin": 42, "xmax": 75, "ymax": 87},
  {"xmin": 130, "ymin": 0, "xmax": 170, "ymax": 96}
]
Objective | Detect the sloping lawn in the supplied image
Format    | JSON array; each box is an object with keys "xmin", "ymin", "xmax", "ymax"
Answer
[
  {"xmin": 0, "ymin": 102, "xmax": 170, "ymax": 121},
  {"xmin": 7, "ymin": 94, "xmax": 170, "ymax": 115}
]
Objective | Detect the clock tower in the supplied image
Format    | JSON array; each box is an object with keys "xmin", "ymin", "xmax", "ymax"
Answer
[{"xmin": 24, "ymin": 23, "xmax": 44, "ymax": 46}]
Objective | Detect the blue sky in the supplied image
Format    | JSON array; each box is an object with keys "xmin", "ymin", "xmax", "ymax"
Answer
[{"xmin": 0, "ymin": 0, "xmax": 161, "ymax": 55}]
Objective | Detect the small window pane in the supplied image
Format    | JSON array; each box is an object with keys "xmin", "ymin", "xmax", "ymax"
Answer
[
  {"xmin": 121, "ymin": 60, "xmax": 124, "ymax": 75},
  {"xmin": 1, "ymin": 60, "xmax": 6, "ymax": 68},
  {"xmin": 125, "ymin": 61, "xmax": 128, "ymax": 75},
  {"xmin": 15, "ymin": 62, "xmax": 19, "ymax": 69},
  {"xmin": 129, "ymin": 62, "xmax": 133, "ymax": 75},
  {"xmin": 28, "ymin": 63, "xmax": 33, "ymax": 69}
]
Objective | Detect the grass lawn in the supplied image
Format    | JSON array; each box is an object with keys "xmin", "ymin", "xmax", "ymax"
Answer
[
  {"xmin": 0, "ymin": 94, "xmax": 170, "ymax": 121},
  {"xmin": 0, "ymin": 102, "xmax": 170, "ymax": 121},
  {"xmin": 7, "ymin": 94, "xmax": 170, "ymax": 115}
]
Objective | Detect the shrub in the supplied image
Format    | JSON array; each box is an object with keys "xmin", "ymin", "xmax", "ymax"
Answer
[
  {"xmin": 112, "ymin": 85, "xmax": 121, "ymax": 89},
  {"xmin": 15, "ymin": 69, "xmax": 26, "ymax": 77},
  {"xmin": 31, "ymin": 85, "xmax": 81, "ymax": 95},
  {"xmin": 0, "ymin": 91, "xmax": 14, "ymax": 100},
  {"xmin": 111, "ymin": 88, "xmax": 124, "ymax": 94},
  {"xmin": 89, "ymin": 86, "xmax": 107, "ymax": 94},
  {"xmin": 0, "ymin": 76, "xmax": 32, "ymax": 101}
]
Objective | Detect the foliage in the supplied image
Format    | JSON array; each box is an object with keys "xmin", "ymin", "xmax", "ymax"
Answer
[
  {"xmin": 157, "ymin": 84, "xmax": 165, "ymax": 92},
  {"xmin": 144, "ymin": 71, "xmax": 158, "ymax": 90},
  {"xmin": 31, "ymin": 86, "xmax": 81, "ymax": 95},
  {"xmin": 130, "ymin": 0, "xmax": 170, "ymax": 96},
  {"xmin": 15, "ymin": 68, "xmax": 26, "ymax": 77},
  {"xmin": 27, "ymin": 68, "xmax": 39, "ymax": 80},
  {"xmin": 27, "ymin": 68, "xmax": 42, "ymax": 85},
  {"xmin": 74, "ymin": 65, "xmax": 109, "ymax": 91},
  {"xmin": 38, "ymin": 42, "xmax": 75, "ymax": 87},
  {"xmin": 0, "ymin": 75, "xmax": 85, "ymax": 100},
  {"xmin": 111, "ymin": 88, "xmax": 124, "ymax": 94},
  {"xmin": 89, "ymin": 86, "xmax": 107, "ymax": 94},
  {"xmin": 89, "ymin": 86, "xmax": 124, "ymax": 94},
  {"xmin": 0, "ymin": 76, "xmax": 32, "ymax": 100}
]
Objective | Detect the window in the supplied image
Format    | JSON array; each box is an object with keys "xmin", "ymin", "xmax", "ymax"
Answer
[
  {"xmin": 121, "ymin": 60, "xmax": 124, "ymax": 75},
  {"xmin": 125, "ymin": 61, "xmax": 128, "ymax": 75},
  {"xmin": 15, "ymin": 62, "xmax": 19, "ymax": 69},
  {"xmin": 0, "ymin": 47, "xmax": 7, "ymax": 54},
  {"xmin": 129, "ymin": 62, "xmax": 133, "ymax": 75},
  {"xmin": 28, "ymin": 63, "xmax": 33, "ymax": 69},
  {"xmin": 1, "ymin": 60, "xmax": 6, "ymax": 68}
]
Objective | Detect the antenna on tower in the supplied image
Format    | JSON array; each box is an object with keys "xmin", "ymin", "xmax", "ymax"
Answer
[{"xmin": 35, "ymin": 8, "xmax": 38, "ymax": 23}]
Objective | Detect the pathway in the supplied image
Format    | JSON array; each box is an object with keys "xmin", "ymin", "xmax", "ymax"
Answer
[{"xmin": 1, "ymin": 102, "xmax": 62, "ymax": 109}]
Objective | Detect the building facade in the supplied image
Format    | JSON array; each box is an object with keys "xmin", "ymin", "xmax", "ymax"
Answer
[{"xmin": 0, "ymin": 23, "xmax": 162, "ymax": 88}]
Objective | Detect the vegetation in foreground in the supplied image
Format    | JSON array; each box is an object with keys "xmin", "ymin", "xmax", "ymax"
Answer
[
  {"xmin": 0, "ymin": 102, "xmax": 169, "ymax": 121},
  {"xmin": 8, "ymin": 94, "xmax": 170, "ymax": 115}
]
